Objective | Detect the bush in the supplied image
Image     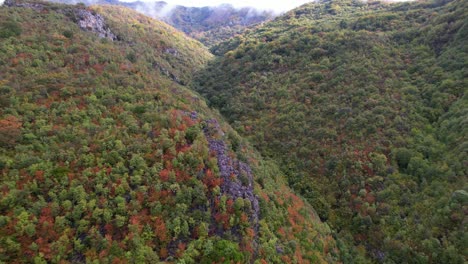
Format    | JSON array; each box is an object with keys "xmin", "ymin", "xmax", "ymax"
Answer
[
  {"xmin": 0, "ymin": 21, "xmax": 22, "ymax": 38},
  {"xmin": 63, "ymin": 30, "xmax": 74, "ymax": 39},
  {"xmin": 394, "ymin": 148, "xmax": 413, "ymax": 170},
  {"xmin": 201, "ymin": 239, "xmax": 244, "ymax": 263}
]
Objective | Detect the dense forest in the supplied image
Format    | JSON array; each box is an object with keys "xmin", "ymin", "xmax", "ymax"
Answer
[
  {"xmin": 0, "ymin": 0, "xmax": 339, "ymax": 262},
  {"xmin": 194, "ymin": 0, "xmax": 467, "ymax": 262},
  {"xmin": 1, "ymin": 0, "xmax": 467, "ymax": 263}
]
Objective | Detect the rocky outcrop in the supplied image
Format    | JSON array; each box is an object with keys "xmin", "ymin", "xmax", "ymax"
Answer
[
  {"xmin": 4, "ymin": 0, "xmax": 116, "ymax": 40},
  {"xmin": 164, "ymin": 48, "xmax": 179, "ymax": 57},
  {"xmin": 203, "ymin": 119, "xmax": 260, "ymax": 240},
  {"xmin": 75, "ymin": 9, "xmax": 117, "ymax": 40},
  {"xmin": 152, "ymin": 62, "xmax": 183, "ymax": 85}
]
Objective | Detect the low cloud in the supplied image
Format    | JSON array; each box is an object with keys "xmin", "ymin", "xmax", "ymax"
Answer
[
  {"xmin": 133, "ymin": 2, "xmax": 176, "ymax": 18},
  {"xmin": 119, "ymin": 0, "xmax": 312, "ymax": 13},
  {"xmin": 130, "ymin": 1, "xmax": 274, "ymax": 20}
]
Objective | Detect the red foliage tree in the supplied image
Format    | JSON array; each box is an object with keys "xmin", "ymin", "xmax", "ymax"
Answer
[{"xmin": 0, "ymin": 115, "xmax": 21, "ymax": 147}]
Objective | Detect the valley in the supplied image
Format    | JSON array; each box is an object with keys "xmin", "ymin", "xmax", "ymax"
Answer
[{"xmin": 0, "ymin": 0, "xmax": 466, "ymax": 263}]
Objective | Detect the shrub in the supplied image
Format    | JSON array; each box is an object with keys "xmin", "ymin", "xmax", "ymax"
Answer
[{"xmin": 0, "ymin": 21, "xmax": 22, "ymax": 38}]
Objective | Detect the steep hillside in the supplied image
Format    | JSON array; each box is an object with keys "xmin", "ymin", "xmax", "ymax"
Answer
[
  {"xmin": 0, "ymin": 0, "xmax": 339, "ymax": 263},
  {"xmin": 47, "ymin": 0, "xmax": 274, "ymax": 47},
  {"xmin": 193, "ymin": 0, "xmax": 467, "ymax": 262}
]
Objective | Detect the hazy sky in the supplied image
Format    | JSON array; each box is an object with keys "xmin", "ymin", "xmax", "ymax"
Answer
[
  {"xmin": 0, "ymin": 0, "xmax": 311, "ymax": 10},
  {"xmin": 146, "ymin": 0, "xmax": 312, "ymax": 12}
]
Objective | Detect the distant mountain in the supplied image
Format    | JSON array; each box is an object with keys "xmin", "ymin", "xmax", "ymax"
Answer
[
  {"xmin": 156, "ymin": 2, "xmax": 274, "ymax": 47},
  {"xmin": 48, "ymin": 0, "xmax": 275, "ymax": 47},
  {"xmin": 194, "ymin": 0, "xmax": 467, "ymax": 262},
  {"xmin": 0, "ymin": 0, "xmax": 339, "ymax": 262}
]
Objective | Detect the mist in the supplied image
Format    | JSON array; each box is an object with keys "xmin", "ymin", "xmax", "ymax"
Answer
[
  {"xmin": 134, "ymin": 2, "xmax": 176, "ymax": 19},
  {"xmin": 120, "ymin": 0, "xmax": 313, "ymax": 14},
  {"xmin": 165, "ymin": 0, "xmax": 311, "ymax": 13},
  {"xmin": 127, "ymin": 1, "xmax": 277, "ymax": 22}
]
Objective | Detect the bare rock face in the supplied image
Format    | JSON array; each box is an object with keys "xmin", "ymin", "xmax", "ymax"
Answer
[
  {"xmin": 76, "ymin": 9, "xmax": 116, "ymax": 40},
  {"xmin": 203, "ymin": 119, "xmax": 260, "ymax": 241}
]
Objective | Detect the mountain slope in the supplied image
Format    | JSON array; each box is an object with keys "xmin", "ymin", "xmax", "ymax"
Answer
[
  {"xmin": 47, "ymin": 0, "xmax": 275, "ymax": 47},
  {"xmin": 193, "ymin": 0, "xmax": 467, "ymax": 262},
  {"xmin": 0, "ymin": 1, "xmax": 339, "ymax": 262}
]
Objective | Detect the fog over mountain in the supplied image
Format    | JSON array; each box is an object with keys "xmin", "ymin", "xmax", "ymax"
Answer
[
  {"xmin": 43, "ymin": 0, "xmax": 276, "ymax": 46},
  {"xmin": 123, "ymin": 0, "xmax": 312, "ymax": 13}
]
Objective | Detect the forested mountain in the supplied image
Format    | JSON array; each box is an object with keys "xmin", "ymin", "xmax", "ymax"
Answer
[
  {"xmin": 139, "ymin": 2, "xmax": 274, "ymax": 47},
  {"xmin": 0, "ymin": 0, "xmax": 339, "ymax": 262},
  {"xmin": 1, "ymin": 0, "xmax": 467, "ymax": 262},
  {"xmin": 193, "ymin": 0, "xmax": 467, "ymax": 262},
  {"xmin": 47, "ymin": 0, "xmax": 274, "ymax": 47}
]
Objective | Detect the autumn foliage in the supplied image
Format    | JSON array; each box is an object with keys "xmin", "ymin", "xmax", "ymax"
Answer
[{"xmin": 0, "ymin": 115, "xmax": 21, "ymax": 147}]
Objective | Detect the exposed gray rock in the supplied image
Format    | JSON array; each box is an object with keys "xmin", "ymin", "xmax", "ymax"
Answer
[
  {"xmin": 152, "ymin": 62, "xmax": 183, "ymax": 85},
  {"xmin": 203, "ymin": 119, "xmax": 260, "ymax": 246},
  {"xmin": 75, "ymin": 9, "xmax": 116, "ymax": 40},
  {"xmin": 164, "ymin": 48, "xmax": 179, "ymax": 57},
  {"xmin": 276, "ymin": 244, "xmax": 284, "ymax": 254},
  {"xmin": 189, "ymin": 111, "xmax": 198, "ymax": 120}
]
